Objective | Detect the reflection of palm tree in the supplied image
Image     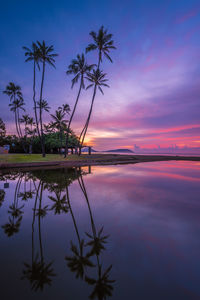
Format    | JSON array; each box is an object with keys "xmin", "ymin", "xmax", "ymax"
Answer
[
  {"xmin": 85, "ymin": 265, "xmax": 115, "ymax": 300},
  {"xmin": 66, "ymin": 240, "xmax": 94, "ymax": 279},
  {"xmin": 78, "ymin": 173, "xmax": 109, "ymax": 256},
  {"xmin": 65, "ymin": 186, "xmax": 94, "ymax": 279},
  {"xmin": 8, "ymin": 204, "xmax": 24, "ymax": 217},
  {"xmin": 18, "ymin": 191, "xmax": 35, "ymax": 201},
  {"xmin": 2, "ymin": 216, "xmax": 22, "ymax": 237},
  {"xmin": 49, "ymin": 190, "xmax": 69, "ymax": 214},
  {"xmin": 22, "ymin": 255, "xmax": 55, "ymax": 291},
  {"xmin": 1, "ymin": 175, "xmax": 24, "ymax": 237},
  {"xmin": 78, "ymin": 173, "xmax": 115, "ymax": 299},
  {"xmin": 0, "ymin": 189, "xmax": 5, "ymax": 207},
  {"xmin": 22, "ymin": 180, "xmax": 55, "ymax": 291}
]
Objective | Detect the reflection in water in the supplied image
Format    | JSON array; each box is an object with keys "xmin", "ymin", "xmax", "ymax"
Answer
[
  {"xmin": 1, "ymin": 162, "xmax": 200, "ymax": 299},
  {"xmin": 0, "ymin": 167, "xmax": 114, "ymax": 299}
]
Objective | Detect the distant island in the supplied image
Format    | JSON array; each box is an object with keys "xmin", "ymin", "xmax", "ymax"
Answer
[{"xmin": 105, "ymin": 149, "xmax": 134, "ymax": 153}]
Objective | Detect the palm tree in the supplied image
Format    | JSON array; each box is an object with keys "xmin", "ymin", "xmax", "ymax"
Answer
[
  {"xmin": 9, "ymin": 98, "xmax": 25, "ymax": 139},
  {"xmin": 86, "ymin": 26, "xmax": 116, "ymax": 69},
  {"xmin": 64, "ymin": 54, "xmax": 95, "ymax": 157},
  {"xmin": 3, "ymin": 82, "xmax": 22, "ymax": 102},
  {"xmin": 50, "ymin": 105, "xmax": 70, "ymax": 154},
  {"xmin": 79, "ymin": 26, "xmax": 116, "ymax": 154},
  {"xmin": 22, "ymin": 43, "xmax": 41, "ymax": 137},
  {"xmin": 79, "ymin": 69, "xmax": 109, "ymax": 149},
  {"xmin": 0, "ymin": 118, "xmax": 6, "ymax": 138},
  {"xmin": 37, "ymin": 41, "xmax": 58, "ymax": 157},
  {"xmin": 3, "ymin": 82, "xmax": 25, "ymax": 139}
]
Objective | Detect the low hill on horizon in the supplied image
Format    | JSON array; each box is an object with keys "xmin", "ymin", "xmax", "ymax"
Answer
[{"xmin": 104, "ymin": 148, "xmax": 134, "ymax": 153}]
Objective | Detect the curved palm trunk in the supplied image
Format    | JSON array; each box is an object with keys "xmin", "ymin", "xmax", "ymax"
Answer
[
  {"xmin": 66, "ymin": 186, "xmax": 81, "ymax": 249},
  {"xmin": 39, "ymin": 61, "xmax": 46, "ymax": 157},
  {"xmin": 38, "ymin": 182, "xmax": 44, "ymax": 262},
  {"xmin": 17, "ymin": 108, "xmax": 23, "ymax": 138},
  {"xmin": 64, "ymin": 78, "xmax": 83, "ymax": 157},
  {"xmin": 32, "ymin": 180, "xmax": 41, "ymax": 263},
  {"xmin": 17, "ymin": 108, "xmax": 27, "ymax": 153},
  {"xmin": 78, "ymin": 173, "xmax": 96, "ymax": 236},
  {"xmin": 59, "ymin": 127, "xmax": 63, "ymax": 155},
  {"xmin": 79, "ymin": 85, "xmax": 97, "ymax": 152},
  {"xmin": 79, "ymin": 51, "xmax": 101, "ymax": 155},
  {"xmin": 33, "ymin": 61, "xmax": 40, "ymax": 139},
  {"xmin": 14, "ymin": 110, "xmax": 20, "ymax": 138}
]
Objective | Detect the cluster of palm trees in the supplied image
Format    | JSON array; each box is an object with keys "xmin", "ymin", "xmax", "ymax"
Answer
[{"xmin": 3, "ymin": 26, "xmax": 116, "ymax": 157}]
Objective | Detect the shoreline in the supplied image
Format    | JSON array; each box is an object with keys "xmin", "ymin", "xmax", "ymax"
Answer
[{"xmin": 0, "ymin": 154, "xmax": 200, "ymax": 173}]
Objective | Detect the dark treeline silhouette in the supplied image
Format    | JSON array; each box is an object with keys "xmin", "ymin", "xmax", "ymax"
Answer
[{"xmin": 2, "ymin": 26, "xmax": 116, "ymax": 157}]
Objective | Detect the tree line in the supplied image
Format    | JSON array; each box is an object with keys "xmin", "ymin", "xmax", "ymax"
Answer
[{"xmin": 2, "ymin": 26, "xmax": 116, "ymax": 156}]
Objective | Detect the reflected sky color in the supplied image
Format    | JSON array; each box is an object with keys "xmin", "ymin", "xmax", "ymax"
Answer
[
  {"xmin": 0, "ymin": 161, "xmax": 200, "ymax": 299},
  {"xmin": 0, "ymin": 0, "xmax": 200, "ymax": 150}
]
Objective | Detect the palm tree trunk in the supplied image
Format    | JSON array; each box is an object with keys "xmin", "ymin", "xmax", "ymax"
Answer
[
  {"xmin": 80, "ymin": 84, "xmax": 97, "ymax": 150},
  {"xmin": 32, "ymin": 180, "xmax": 41, "ymax": 263},
  {"xmin": 64, "ymin": 78, "xmax": 83, "ymax": 157},
  {"xmin": 14, "ymin": 111, "xmax": 20, "ymax": 138},
  {"xmin": 66, "ymin": 186, "xmax": 81, "ymax": 247},
  {"xmin": 17, "ymin": 108, "xmax": 23, "ymax": 138},
  {"xmin": 39, "ymin": 61, "xmax": 46, "ymax": 157},
  {"xmin": 79, "ymin": 51, "xmax": 101, "ymax": 155},
  {"xmin": 33, "ymin": 61, "xmax": 40, "ymax": 138},
  {"xmin": 17, "ymin": 108, "xmax": 27, "ymax": 153},
  {"xmin": 38, "ymin": 182, "xmax": 44, "ymax": 262}
]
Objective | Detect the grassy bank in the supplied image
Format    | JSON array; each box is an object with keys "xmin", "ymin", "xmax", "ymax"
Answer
[
  {"xmin": 0, "ymin": 154, "xmax": 86, "ymax": 164},
  {"xmin": 0, "ymin": 153, "xmax": 199, "ymax": 171}
]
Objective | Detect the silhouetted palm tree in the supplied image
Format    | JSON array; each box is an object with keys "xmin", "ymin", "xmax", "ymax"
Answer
[
  {"xmin": 9, "ymin": 98, "xmax": 25, "ymax": 137},
  {"xmin": 50, "ymin": 106, "xmax": 70, "ymax": 154},
  {"xmin": 37, "ymin": 40, "xmax": 58, "ymax": 157},
  {"xmin": 85, "ymin": 265, "xmax": 115, "ymax": 300},
  {"xmin": 23, "ymin": 43, "xmax": 41, "ymax": 137},
  {"xmin": 86, "ymin": 26, "xmax": 116, "ymax": 69},
  {"xmin": 64, "ymin": 54, "xmax": 95, "ymax": 157},
  {"xmin": 80, "ymin": 69, "xmax": 109, "ymax": 148},
  {"xmin": 3, "ymin": 82, "xmax": 22, "ymax": 102}
]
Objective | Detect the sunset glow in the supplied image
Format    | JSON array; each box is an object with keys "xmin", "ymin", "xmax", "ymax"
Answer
[{"xmin": 0, "ymin": 0, "xmax": 200, "ymax": 152}]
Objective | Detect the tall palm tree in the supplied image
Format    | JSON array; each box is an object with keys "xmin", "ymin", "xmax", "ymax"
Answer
[
  {"xmin": 22, "ymin": 43, "xmax": 41, "ymax": 137},
  {"xmin": 79, "ymin": 26, "xmax": 116, "ymax": 154},
  {"xmin": 50, "ymin": 106, "xmax": 69, "ymax": 154},
  {"xmin": 79, "ymin": 69, "xmax": 109, "ymax": 149},
  {"xmin": 37, "ymin": 41, "xmax": 58, "ymax": 157},
  {"xmin": 3, "ymin": 82, "xmax": 22, "ymax": 102},
  {"xmin": 9, "ymin": 98, "xmax": 25, "ymax": 139},
  {"xmin": 86, "ymin": 26, "xmax": 116, "ymax": 69},
  {"xmin": 64, "ymin": 54, "xmax": 95, "ymax": 157}
]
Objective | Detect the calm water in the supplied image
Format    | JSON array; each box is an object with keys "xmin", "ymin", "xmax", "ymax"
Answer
[{"xmin": 0, "ymin": 161, "xmax": 200, "ymax": 300}]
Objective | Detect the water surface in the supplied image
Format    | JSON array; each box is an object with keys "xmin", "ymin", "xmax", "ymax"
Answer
[{"xmin": 0, "ymin": 161, "xmax": 200, "ymax": 299}]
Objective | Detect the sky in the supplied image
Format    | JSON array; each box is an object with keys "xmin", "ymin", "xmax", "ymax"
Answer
[{"xmin": 0, "ymin": 0, "xmax": 200, "ymax": 151}]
